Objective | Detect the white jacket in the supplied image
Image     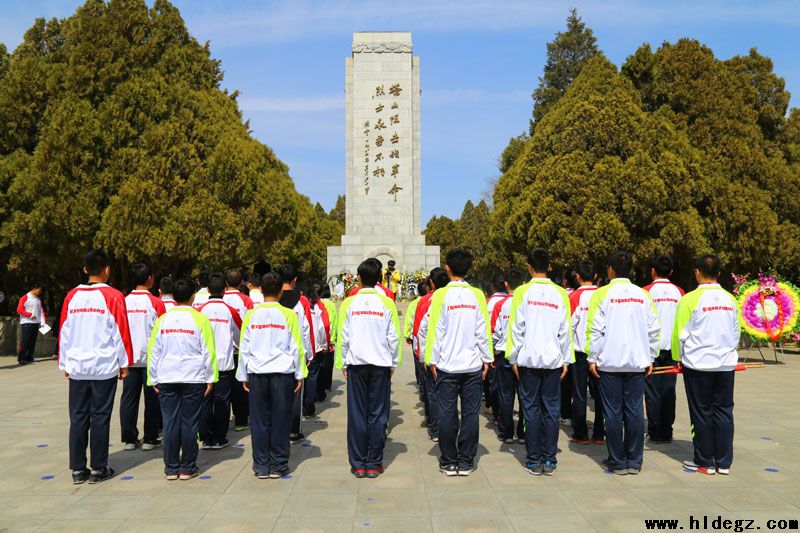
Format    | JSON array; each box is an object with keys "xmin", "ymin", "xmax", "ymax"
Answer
[
  {"xmin": 58, "ymin": 284, "xmax": 133, "ymax": 380},
  {"xmin": 249, "ymin": 289, "xmax": 264, "ymax": 305},
  {"xmin": 506, "ymin": 279, "xmax": 573, "ymax": 369},
  {"xmin": 199, "ymin": 298, "xmax": 243, "ymax": 372},
  {"xmin": 147, "ymin": 306, "xmax": 217, "ymax": 385},
  {"xmin": 491, "ymin": 296, "xmax": 513, "ymax": 354},
  {"xmin": 237, "ymin": 302, "xmax": 308, "ymax": 381},
  {"xmin": 161, "ymin": 297, "xmax": 176, "ymax": 311},
  {"xmin": 586, "ymin": 278, "xmax": 660, "ymax": 372},
  {"xmin": 18, "ymin": 292, "xmax": 45, "ymax": 325},
  {"xmin": 309, "ymin": 300, "xmax": 328, "ymax": 354},
  {"xmin": 125, "ymin": 290, "xmax": 167, "ymax": 367},
  {"xmin": 336, "ymin": 288, "xmax": 401, "ymax": 369},
  {"xmin": 192, "ymin": 288, "xmax": 210, "ymax": 309},
  {"xmin": 570, "ymin": 286, "xmax": 598, "ymax": 354},
  {"xmin": 645, "ymin": 279, "xmax": 684, "ymax": 352},
  {"xmin": 424, "ymin": 280, "xmax": 492, "ymax": 374},
  {"xmin": 672, "ymin": 283, "xmax": 740, "ymax": 371}
]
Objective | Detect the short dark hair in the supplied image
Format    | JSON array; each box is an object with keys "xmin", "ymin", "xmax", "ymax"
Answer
[
  {"xmin": 262, "ymin": 272, "xmax": 282, "ymax": 297},
  {"xmin": 429, "ymin": 267, "xmax": 449, "ymax": 290},
  {"xmin": 357, "ymin": 260, "xmax": 380, "ymax": 287},
  {"xmin": 608, "ymin": 250, "xmax": 633, "ymax": 278},
  {"xmin": 651, "ymin": 254, "xmax": 674, "ymax": 278},
  {"xmin": 319, "ymin": 284, "xmax": 331, "ymax": 299},
  {"xmin": 445, "ymin": 248, "xmax": 473, "ymax": 277},
  {"xmin": 388, "ymin": 260, "xmax": 396, "ymax": 267},
  {"xmin": 30, "ymin": 281, "xmax": 42, "ymax": 290},
  {"xmin": 226, "ymin": 269, "xmax": 243, "ymax": 288},
  {"xmin": 129, "ymin": 263, "xmax": 151, "ymax": 287},
  {"xmin": 563, "ymin": 267, "xmax": 579, "ymax": 290},
  {"xmin": 301, "ymin": 281, "xmax": 319, "ymax": 304},
  {"xmin": 247, "ymin": 273, "xmax": 262, "ymax": 287},
  {"xmin": 253, "ymin": 260, "xmax": 271, "ymax": 276},
  {"xmin": 278, "ymin": 263, "xmax": 297, "ymax": 284},
  {"xmin": 695, "ymin": 254, "xmax": 721, "ymax": 278},
  {"xmin": 367, "ymin": 258, "xmax": 383, "ymax": 271},
  {"xmin": 417, "ymin": 282, "xmax": 428, "ymax": 297},
  {"xmin": 527, "ymin": 248, "xmax": 550, "ymax": 274},
  {"xmin": 208, "ymin": 273, "xmax": 226, "ymax": 296},
  {"xmin": 84, "ymin": 249, "xmax": 110, "ymax": 276},
  {"xmin": 506, "ymin": 267, "xmax": 527, "ymax": 291},
  {"xmin": 490, "ymin": 271, "xmax": 506, "ymax": 293},
  {"xmin": 575, "ymin": 260, "xmax": 596, "ymax": 283},
  {"xmin": 173, "ymin": 278, "xmax": 195, "ymax": 304},
  {"xmin": 159, "ymin": 276, "xmax": 173, "ymax": 295},
  {"xmin": 198, "ymin": 271, "xmax": 210, "ymax": 288}
]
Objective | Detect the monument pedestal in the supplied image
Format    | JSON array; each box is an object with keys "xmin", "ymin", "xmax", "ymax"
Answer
[{"xmin": 327, "ymin": 32, "xmax": 440, "ymax": 280}]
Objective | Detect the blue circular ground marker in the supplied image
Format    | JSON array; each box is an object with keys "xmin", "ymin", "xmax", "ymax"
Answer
[
  {"xmin": 36, "ymin": 444, "xmax": 48, "ymax": 448},
  {"xmin": 602, "ymin": 470, "xmax": 613, "ymax": 475},
  {"xmin": 363, "ymin": 522, "xmax": 371, "ymax": 527},
  {"xmin": 199, "ymin": 475, "xmax": 212, "ymax": 480},
  {"xmin": 234, "ymin": 443, "xmax": 245, "ymax": 448},
  {"xmin": 367, "ymin": 497, "xmax": 375, "ymax": 502},
  {"xmin": 40, "ymin": 475, "xmax": 54, "ymax": 480},
  {"xmin": 301, "ymin": 443, "xmax": 311, "ymax": 447},
  {"xmin": 761, "ymin": 436, "xmax": 772, "ymax": 440},
  {"xmin": 281, "ymin": 474, "xmax": 292, "ymax": 480},
  {"xmin": 765, "ymin": 468, "xmax": 779, "ymax": 473},
  {"xmin": 121, "ymin": 476, "xmax": 133, "ymax": 480}
]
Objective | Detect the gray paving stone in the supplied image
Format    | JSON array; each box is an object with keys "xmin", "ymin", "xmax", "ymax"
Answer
[{"xmin": 0, "ymin": 344, "xmax": 798, "ymax": 531}]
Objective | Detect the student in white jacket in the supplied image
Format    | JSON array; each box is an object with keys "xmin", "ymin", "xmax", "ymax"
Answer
[
  {"xmin": 643, "ymin": 254, "xmax": 685, "ymax": 444},
  {"xmin": 506, "ymin": 249, "xmax": 573, "ymax": 475},
  {"xmin": 17, "ymin": 282, "xmax": 45, "ymax": 365},
  {"xmin": 237, "ymin": 273, "xmax": 307, "ymax": 479},
  {"xmin": 147, "ymin": 278, "xmax": 217, "ymax": 480},
  {"xmin": 672, "ymin": 254, "xmax": 740, "ymax": 475},
  {"xmin": 121, "ymin": 263, "xmax": 166, "ymax": 451},
  {"xmin": 587, "ymin": 251, "xmax": 660, "ymax": 475},
  {"xmin": 336, "ymin": 260, "xmax": 401, "ymax": 479},
  {"xmin": 425, "ymin": 249, "xmax": 493, "ymax": 477},
  {"xmin": 491, "ymin": 267, "xmax": 527, "ymax": 445},
  {"xmin": 199, "ymin": 273, "xmax": 243, "ymax": 450},
  {"xmin": 59, "ymin": 250, "xmax": 133, "ymax": 485}
]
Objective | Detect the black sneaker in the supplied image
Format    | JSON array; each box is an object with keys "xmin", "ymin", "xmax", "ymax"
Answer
[
  {"xmin": 88, "ymin": 467, "xmax": 115, "ymax": 484},
  {"xmin": 72, "ymin": 469, "xmax": 90, "ymax": 484},
  {"xmin": 366, "ymin": 469, "xmax": 380, "ymax": 478},
  {"xmin": 289, "ymin": 433, "xmax": 305, "ymax": 443},
  {"xmin": 353, "ymin": 468, "xmax": 367, "ymax": 478},
  {"xmin": 542, "ymin": 461, "xmax": 557, "ymax": 476},
  {"xmin": 439, "ymin": 464, "xmax": 458, "ymax": 477}
]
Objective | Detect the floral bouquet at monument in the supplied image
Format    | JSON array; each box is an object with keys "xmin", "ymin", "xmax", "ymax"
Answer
[{"xmin": 734, "ymin": 272, "xmax": 800, "ymax": 344}]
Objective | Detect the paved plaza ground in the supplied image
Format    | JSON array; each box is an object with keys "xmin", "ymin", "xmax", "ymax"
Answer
[{"xmin": 1, "ymin": 334, "xmax": 799, "ymax": 532}]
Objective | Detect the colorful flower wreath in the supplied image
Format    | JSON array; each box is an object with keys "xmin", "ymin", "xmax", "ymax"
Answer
[{"xmin": 736, "ymin": 273, "xmax": 800, "ymax": 343}]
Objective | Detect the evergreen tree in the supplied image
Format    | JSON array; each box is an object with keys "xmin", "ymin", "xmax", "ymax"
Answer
[
  {"xmin": 0, "ymin": 0, "xmax": 338, "ymax": 298},
  {"xmin": 329, "ymin": 194, "xmax": 346, "ymax": 228},
  {"xmin": 493, "ymin": 55, "xmax": 709, "ymax": 284},
  {"xmin": 530, "ymin": 8, "xmax": 599, "ymax": 131}
]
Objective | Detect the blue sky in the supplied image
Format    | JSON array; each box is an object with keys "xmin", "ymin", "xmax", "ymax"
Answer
[{"xmin": 2, "ymin": 1, "xmax": 799, "ymax": 224}]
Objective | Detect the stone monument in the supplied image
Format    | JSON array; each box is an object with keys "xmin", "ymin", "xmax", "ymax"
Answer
[{"xmin": 326, "ymin": 32, "xmax": 440, "ymax": 281}]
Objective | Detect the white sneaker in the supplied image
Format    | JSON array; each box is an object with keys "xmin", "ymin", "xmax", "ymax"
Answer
[
  {"xmin": 141, "ymin": 441, "xmax": 160, "ymax": 451},
  {"xmin": 716, "ymin": 467, "xmax": 730, "ymax": 475},
  {"xmin": 457, "ymin": 467, "xmax": 472, "ymax": 476},
  {"xmin": 124, "ymin": 441, "xmax": 139, "ymax": 451},
  {"xmin": 682, "ymin": 460, "xmax": 715, "ymax": 475}
]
